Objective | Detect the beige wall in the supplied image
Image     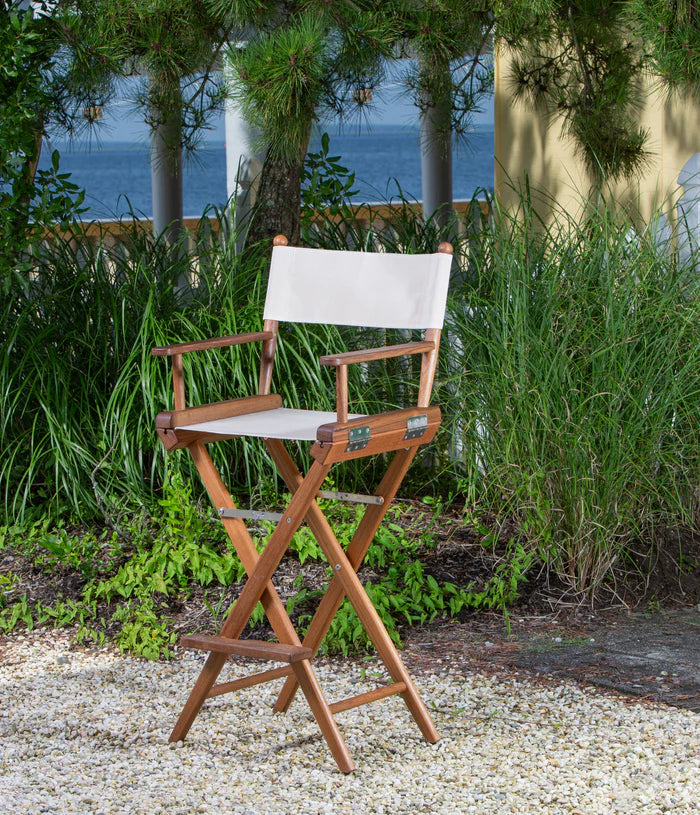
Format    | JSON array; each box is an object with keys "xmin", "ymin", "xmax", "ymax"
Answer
[{"xmin": 494, "ymin": 47, "xmax": 700, "ymax": 223}]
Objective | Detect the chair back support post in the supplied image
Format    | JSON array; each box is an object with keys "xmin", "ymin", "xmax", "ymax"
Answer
[
  {"xmin": 256, "ymin": 233, "xmax": 288, "ymax": 397},
  {"xmin": 418, "ymin": 328, "xmax": 441, "ymax": 408},
  {"xmin": 416, "ymin": 241, "xmax": 451, "ymax": 407},
  {"xmin": 172, "ymin": 353, "xmax": 186, "ymax": 411},
  {"xmin": 258, "ymin": 319, "xmax": 279, "ymax": 396}
]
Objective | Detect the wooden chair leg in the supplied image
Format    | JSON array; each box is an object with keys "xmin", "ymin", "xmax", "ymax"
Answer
[
  {"xmin": 269, "ymin": 444, "xmax": 416, "ymax": 710},
  {"xmin": 171, "ymin": 445, "xmax": 353, "ymax": 770},
  {"xmin": 321, "ymin": 538, "xmax": 440, "ymax": 744},
  {"xmin": 170, "ymin": 651, "xmax": 230, "ymax": 742},
  {"xmin": 291, "ymin": 659, "xmax": 355, "ymax": 774},
  {"xmin": 265, "ymin": 443, "xmax": 439, "ymax": 743}
]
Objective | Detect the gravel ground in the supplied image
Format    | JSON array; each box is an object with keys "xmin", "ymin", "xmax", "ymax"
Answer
[{"xmin": 1, "ymin": 631, "xmax": 698, "ymax": 815}]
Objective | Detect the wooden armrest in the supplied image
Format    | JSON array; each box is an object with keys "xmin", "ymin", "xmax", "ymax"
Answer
[
  {"xmin": 319, "ymin": 341, "xmax": 435, "ymax": 367},
  {"xmin": 156, "ymin": 394, "xmax": 282, "ymax": 431},
  {"xmin": 320, "ymin": 341, "xmax": 436, "ymax": 423},
  {"xmin": 151, "ymin": 331, "xmax": 274, "ymax": 357}
]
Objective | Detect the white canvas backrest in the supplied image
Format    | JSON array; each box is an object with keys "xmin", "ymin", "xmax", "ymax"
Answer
[{"xmin": 263, "ymin": 246, "xmax": 452, "ymax": 329}]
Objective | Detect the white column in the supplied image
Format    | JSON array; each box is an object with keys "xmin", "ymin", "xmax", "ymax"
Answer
[
  {"xmin": 677, "ymin": 152, "xmax": 700, "ymax": 268},
  {"xmin": 224, "ymin": 57, "xmax": 263, "ymax": 239},
  {"xmin": 150, "ymin": 109, "xmax": 183, "ymax": 244},
  {"xmin": 420, "ymin": 97, "xmax": 453, "ymax": 227},
  {"xmin": 225, "ymin": 105, "xmax": 262, "ymax": 204},
  {"xmin": 419, "ymin": 56, "xmax": 453, "ymax": 229}
]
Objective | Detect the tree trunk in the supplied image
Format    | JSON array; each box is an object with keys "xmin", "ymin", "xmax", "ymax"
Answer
[
  {"xmin": 3, "ymin": 125, "xmax": 43, "ymax": 277},
  {"xmin": 419, "ymin": 59, "xmax": 453, "ymax": 234},
  {"xmin": 245, "ymin": 148, "xmax": 304, "ymax": 249}
]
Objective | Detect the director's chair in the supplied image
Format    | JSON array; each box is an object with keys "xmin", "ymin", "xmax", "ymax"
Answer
[{"xmin": 152, "ymin": 235, "xmax": 453, "ymax": 773}]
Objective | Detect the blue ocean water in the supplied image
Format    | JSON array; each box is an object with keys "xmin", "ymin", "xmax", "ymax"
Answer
[{"xmin": 40, "ymin": 125, "xmax": 494, "ymax": 220}]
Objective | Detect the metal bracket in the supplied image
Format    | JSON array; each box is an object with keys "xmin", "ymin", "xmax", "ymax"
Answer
[
  {"xmin": 345, "ymin": 424, "xmax": 371, "ymax": 452},
  {"xmin": 319, "ymin": 490, "xmax": 384, "ymax": 506},
  {"xmin": 403, "ymin": 414, "xmax": 428, "ymax": 440},
  {"xmin": 219, "ymin": 508, "xmax": 284, "ymax": 523}
]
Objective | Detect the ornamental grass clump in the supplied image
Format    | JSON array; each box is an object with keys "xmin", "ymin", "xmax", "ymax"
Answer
[{"xmin": 447, "ymin": 196, "xmax": 699, "ymax": 601}]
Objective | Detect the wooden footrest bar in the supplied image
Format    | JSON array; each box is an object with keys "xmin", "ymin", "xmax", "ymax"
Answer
[
  {"xmin": 180, "ymin": 635, "xmax": 313, "ymax": 663},
  {"xmin": 208, "ymin": 665, "xmax": 295, "ymax": 698},
  {"xmin": 328, "ymin": 681, "xmax": 407, "ymax": 714}
]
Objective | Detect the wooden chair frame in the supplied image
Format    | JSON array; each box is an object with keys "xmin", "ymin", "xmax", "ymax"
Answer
[{"xmin": 151, "ymin": 236, "xmax": 453, "ymax": 773}]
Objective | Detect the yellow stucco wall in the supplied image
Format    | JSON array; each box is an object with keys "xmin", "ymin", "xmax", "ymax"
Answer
[{"xmin": 494, "ymin": 47, "xmax": 700, "ymax": 222}]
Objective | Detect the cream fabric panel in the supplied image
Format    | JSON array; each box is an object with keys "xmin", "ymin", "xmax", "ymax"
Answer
[{"xmin": 263, "ymin": 247, "xmax": 451, "ymax": 329}]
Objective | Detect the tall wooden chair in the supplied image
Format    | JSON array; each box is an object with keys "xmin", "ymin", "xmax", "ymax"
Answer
[{"xmin": 152, "ymin": 235, "xmax": 453, "ymax": 773}]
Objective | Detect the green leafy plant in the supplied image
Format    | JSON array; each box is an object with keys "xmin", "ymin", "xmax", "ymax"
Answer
[
  {"xmin": 0, "ymin": 572, "xmax": 19, "ymax": 610},
  {"xmin": 301, "ymin": 132, "xmax": 359, "ymax": 224},
  {"xmin": 0, "ymin": 595, "xmax": 46, "ymax": 633},
  {"xmin": 0, "ymin": 2, "xmax": 93, "ymax": 286},
  {"xmin": 110, "ymin": 597, "xmax": 178, "ymax": 660},
  {"xmin": 31, "ymin": 525, "xmax": 101, "ymax": 579}
]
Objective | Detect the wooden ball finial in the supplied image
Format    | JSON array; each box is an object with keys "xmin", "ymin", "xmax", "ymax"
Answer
[
  {"xmin": 273, "ymin": 234, "xmax": 289, "ymax": 246},
  {"xmin": 438, "ymin": 241, "xmax": 453, "ymax": 255}
]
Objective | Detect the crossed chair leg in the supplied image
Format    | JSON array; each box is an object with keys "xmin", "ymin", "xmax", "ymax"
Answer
[{"xmin": 168, "ymin": 439, "xmax": 440, "ymax": 773}]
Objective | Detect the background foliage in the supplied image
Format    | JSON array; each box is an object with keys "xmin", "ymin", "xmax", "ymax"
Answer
[
  {"xmin": 2, "ymin": 1, "xmax": 700, "ymax": 657},
  {"xmin": 1, "ymin": 175, "xmax": 698, "ymax": 658},
  {"xmin": 0, "ymin": 1, "xmax": 98, "ymax": 283}
]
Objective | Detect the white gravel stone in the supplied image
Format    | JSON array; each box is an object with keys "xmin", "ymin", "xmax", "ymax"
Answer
[{"xmin": 1, "ymin": 631, "xmax": 698, "ymax": 814}]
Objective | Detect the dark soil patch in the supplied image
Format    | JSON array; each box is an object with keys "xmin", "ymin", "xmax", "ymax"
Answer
[
  {"xmin": 410, "ymin": 504, "xmax": 700, "ymax": 611},
  {"xmin": 400, "ymin": 606, "xmax": 700, "ymax": 712}
]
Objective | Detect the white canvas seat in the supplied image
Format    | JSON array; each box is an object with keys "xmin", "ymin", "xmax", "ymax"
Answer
[
  {"xmin": 177, "ymin": 407, "xmax": 364, "ymax": 442},
  {"xmin": 151, "ymin": 235, "xmax": 454, "ymax": 774}
]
